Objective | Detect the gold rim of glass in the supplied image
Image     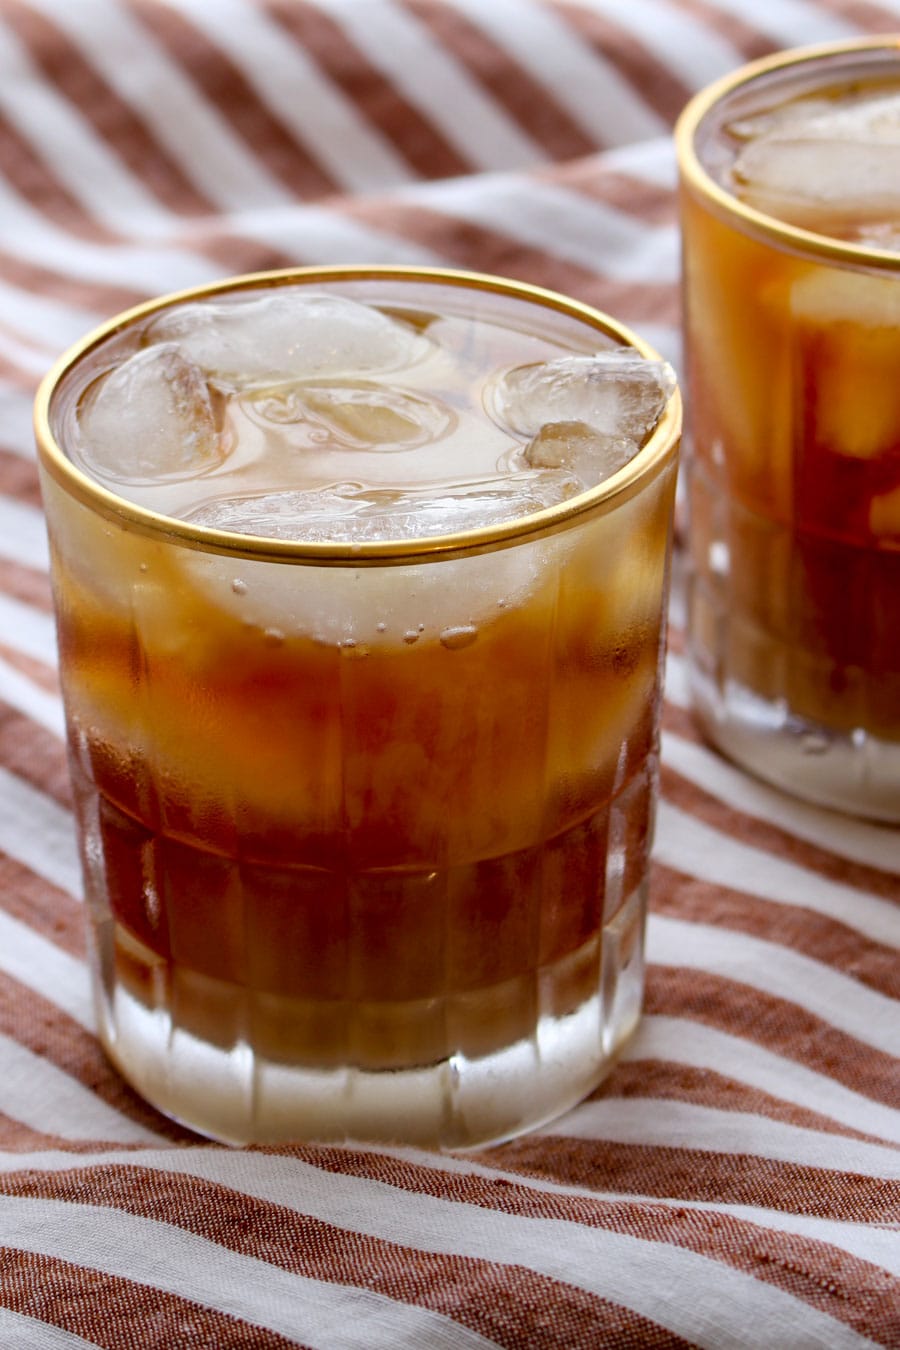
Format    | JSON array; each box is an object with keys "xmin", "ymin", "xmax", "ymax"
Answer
[
  {"xmin": 675, "ymin": 35, "xmax": 900, "ymax": 269},
  {"xmin": 34, "ymin": 264, "xmax": 681, "ymax": 567}
]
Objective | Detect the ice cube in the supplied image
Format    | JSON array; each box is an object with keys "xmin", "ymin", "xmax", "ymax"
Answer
[
  {"xmin": 490, "ymin": 351, "xmax": 675, "ymax": 446},
  {"xmin": 148, "ymin": 291, "xmax": 431, "ymax": 390},
  {"xmin": 185, "ymin": 471, "xmax": 581, "ymax": 543},
  {"xmin": 247, "ymin": 379, "xmax": 455, "ymax": 450},
  {"xmin": 730, "ymin": 90, "xmax": 900, "ymax": 228},
  {"xmin": 76, "ymin": 343, "xmax": 222, "ymax": 483},
  {"xmin": 522, "ymin": 419, "xmax": 637, "ymax": 489}
]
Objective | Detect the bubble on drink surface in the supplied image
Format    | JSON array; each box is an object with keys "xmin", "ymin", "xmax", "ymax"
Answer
[
  {"xmin": 729, "ymin": 89, "xmax": 900, "ymax": 231},
  {"xmin": 147, "ymin": 291, "xmax": 431, "ymax": 390},
  {"xmin": 184, "ymin": 471, "xmax": 582, "ymax": 542},
  {"xmin": 76, "ymin": 343, "xmax": 222, "ymax": 483},
  {"xmin": 489, "ymin": 351, "xmax": 675, "ymax": 472},
  {"xmin": 248, "ymin": 379, "xmax": 455, "ymax": 450},
  {"xmin": 521, "ymin": 420, "xmax": 637, "ymax": 490}
]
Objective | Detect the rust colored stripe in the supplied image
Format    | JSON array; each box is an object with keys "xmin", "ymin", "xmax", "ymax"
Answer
[
  {"xmin": 0, "ymin": 645, "xmax": 58, "ymax": 694},
  {"xmin": 492, "ymin": 1133, "xmax": 900, "ymax": 1225},
  {"xmin": 605, "ymin": 1058, "xmax": 896, "ymax": 1148},
  {"xmin": 265, "ymin": 0, "xmax": 472, "ymax": 180},
  {"xmin": 0, "ymin": 855, "xmax": 82, "ymax": 955},
  {"xmin": 0, "ymin": 1248, "xmax": 308, "ymax": 1350},
  {"xmin": 653, "ymin": 853, "xmax": 900, "ymax": 1002},
  {"xmin": 0, "ymin": 700, "xmax": 69, "ymax": 809},
  {"xmin": 644, "ymin": 964, "xmax": 900, "ymax": 1108},
  {"xmin": 335, "ymin": 196, "xmax": 680, "ymax": 324},
  {"xmin": 0, "ymin": 1163, "xmax": 694, "ymax": 1349},
  {"xmin": 402, "ymin": 0, "xmax": 598, "ymax": 161},
  {"xmin": 0, "ymin": 452, "xmax": 41, "ymax": 506},
  {"xmin": 554, "ymin": 3, "xmax": 692, "ymax": 127},
  {"xmin": 0, "ymin": 0, "xmax": 216, "ymax": 218},
  {"xmin": 129, "ymin": 0, "xmax": 336, "ymax": 201},
  {"xmin": 659, "ymin": 759, "xmax": 900, "ymax": 909},
  {"xmin": 0, "ymin": 971, "xmax": 193, "ymax": 1143},
  {"xmin": 0, "ymin": 113, "xmax": 119, "ymax": 243},
  {"xmin": 0, "ymin": 556, "xmax": 52, "ymax": 612},
  {"xmin": 278, "ymin": 1144, "xmax": 900, "ymax": 1342}
]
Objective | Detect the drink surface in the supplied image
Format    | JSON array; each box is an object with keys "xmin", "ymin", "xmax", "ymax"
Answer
[
  {"xmin": 56, "ymin": 278, "xmax": 673, "ymax": 541},
  {"xmin": 681, "ymin": 48, "xmax": 900, "ymax": 819},
  {"xmin": 42, "ymin": 273, "xmax": 679, "ymax": 1145},
  {"xmin": 719, "ymin": 75, "xmax": 900, "ymax": 247}
]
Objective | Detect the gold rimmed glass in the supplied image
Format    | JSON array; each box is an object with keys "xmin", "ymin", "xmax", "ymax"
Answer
[
  {"xmin": 36, "ymin": 266, "xmax": 681, "ymax": 1147},
  {"xmin": 677, "ymin": 40, "xmax": 900, "ymax": 822}
]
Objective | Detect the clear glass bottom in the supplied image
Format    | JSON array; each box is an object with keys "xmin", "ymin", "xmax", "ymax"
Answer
[
  {"xmin": 91, "ymin": 884, "xmax": 645, "ymax": 1149},
  {"xmin": 689, "ymin": 664, "xmax": 900, "ymax": 823}
]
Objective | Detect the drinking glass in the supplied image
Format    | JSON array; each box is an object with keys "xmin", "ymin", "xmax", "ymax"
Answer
[
  {"xmin": 677, "ymin": 40, "xmax": 900, "ymax": 821},
  {"xmin": 36, "ymin": 266, "xmax": 681, "ymax": 1146}
]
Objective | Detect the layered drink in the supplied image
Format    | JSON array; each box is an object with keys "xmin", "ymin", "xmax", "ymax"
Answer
[
  {"xmin": 37, "ymin": 268, "xmax": 680, "ymax": 1146},
  {"xmin": 678, "ymin": 40, "xmax": 900, "ymax": 820}
]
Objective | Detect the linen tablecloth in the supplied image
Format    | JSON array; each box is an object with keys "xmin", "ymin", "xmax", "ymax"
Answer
[{"xmin": 0, "ymin": 1, "xmax": 898, "ymax": 1345}]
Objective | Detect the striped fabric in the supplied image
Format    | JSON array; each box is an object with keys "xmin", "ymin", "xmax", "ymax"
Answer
[{"xmin": 0, "ymin": 0, "xmax": 898, "ymax": 1345}]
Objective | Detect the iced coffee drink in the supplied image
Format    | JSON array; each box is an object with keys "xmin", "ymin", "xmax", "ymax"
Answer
[
  {"xmin": 36, "ymin": 268, "xmax": 680, "ymax": 1146},
  {"xmin": 678, "ymin": 40, "xmax": 900, "ymax": 820}
]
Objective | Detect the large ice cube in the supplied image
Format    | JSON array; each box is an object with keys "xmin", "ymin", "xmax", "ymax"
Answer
[
  {"xmin": 522, "ymin": 419, "xmax": 637, "ymax": 489},
  {"xmin": 730, "ymin": 90, "xmax": 900, "ymax": 230},
  {"xmin": 247, "ymin": 379, "xmax": 455, "ymax": 451},
  {"xmin": 76, "ymin": 343, "xmax": 222, "ymax": 483},
  {"xmin": 185, "ymin": 471, "xmax": 581, "ymax": 543},
  {"xmin": 148, "ymin": 291, "xmax": 431, "ymax": 390},
  {"xmin": 490, "ymin": 351, "xmax": 674, "ymax": 448}
]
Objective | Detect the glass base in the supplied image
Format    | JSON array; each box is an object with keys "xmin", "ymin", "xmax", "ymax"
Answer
[
  {"xmin": 690, "ymin": 666, "xmax": 900, "ymax": 823},
  {"xmin": 93, "ymin": 887, "xmax": 646, "ymax": 1150}
]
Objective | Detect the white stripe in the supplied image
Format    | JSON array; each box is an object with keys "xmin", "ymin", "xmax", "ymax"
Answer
[
  {"xmin": 647, "ymin": 913, "xmax": 900, "ymax": 1058},
  {"xmin": 625, "ymin": 1015, "xmax": 900, "ymax": 1146},
  {"xmin": 654, "ymin": 798, "xmax": 900, "ymax": 948},
  {"xmin": 0, "ymin": 1309, "xmax": 98, "ymax": 1350},
  {"xmin": 312, "ymin": 0, "xmax": 545, "ymax": 171},
  {"xmin": 0, "ymin": 495, "xmax": 49, "ymax": 570},
  {"xmin": 695, "ymin": 0, "xmax": 859, "ymax": 47},
  {"xmin": 0, "ymin": 17, "xmax": 176, "ymax": 236},
  {"xmin": 0, "ymin": 327, "xmax": 50, "ymax": 379},
  {"xmin": 550, "ymin": 1097, "xmax": 900, "ymax": 1179},
  {"xmin": 19, "ymin": 0, "xmax": 296, "ymax": 214},
  {"xmin": 0, "ymin": 173, "xmax": 224, "ymax": 294},
  {"xmin": 0, "ymin": 1195, "xmax": 500, "ymax": 1350},
  {"xmin": 0, "ymin": 654, "xmax": 64, "ymax": 737},
  {"xmin": 0, "ymin": 591, "xmax": 58, "ymax": 665},
  {"xmin": 117, "ymin": 1149, "xmax": 879, "ymax": 1350},
  {"xmin": 170, "ymin": 0, "xmax": 415, "ymax": 193},
  {"xmin": 568, "ymin": 0, "xmax": 743, "ymax": 89},
  {"xmin": 392, "ymin": 1145, "xmax": 900, "ymax": 1277},
  {"xmin": 443, "ymin": 0, "xmax": 667, "ymax": 145},
  {"xmin": 216, "ymin": 202, "xmax": 444, "ymax": 266},
  {"xmin": 0, "ymin": 910, "xmax": 90, "ymax": 1028},
  {"xmin": 0, "ymin": 765, "xmax": 80, "ymax": 897},
  {"xmin": 661, "ymin": 729, "xmax": 900, "ymax": 875},
  {"xmin": 0, "ymin": 278, "xmax": 104, "ymax": 353},
  {"xmin": 664, "ymin": 646, "xmax": 691, "ymax": 707},
  {"xmin": 0, "ymin": 1035, "xmax": 163, "ymax": 1145},
  {"xmin": 396, "ymin": 172, "xmax": 679, "ymax": 281},
  {"xmin": 602, "ymin": 134, "xmax": 678, "ymax": 187},
  {"xmin": 0, "ymin": 381, "xmax": 36, "ymax": 457}
]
